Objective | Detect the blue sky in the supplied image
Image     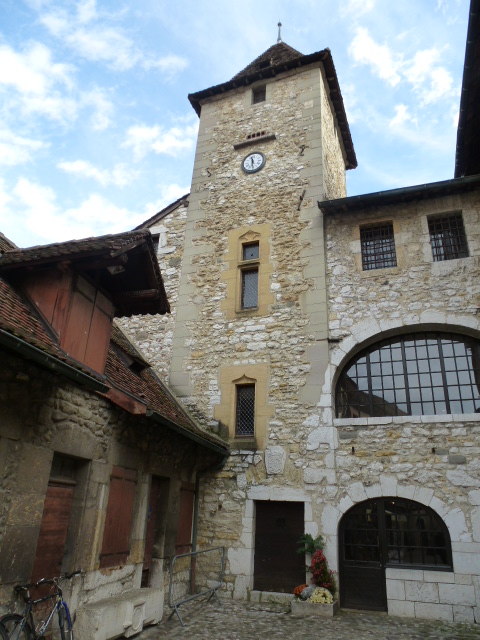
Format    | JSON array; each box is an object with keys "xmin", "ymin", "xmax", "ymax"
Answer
[{"xmin": 0, "ymin": 0, "xmax": 470, "ymax": 247}]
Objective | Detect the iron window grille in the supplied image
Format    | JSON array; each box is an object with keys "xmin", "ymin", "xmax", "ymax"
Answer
[
  {"xmin": 336, "ymin": 332, "xmax": 480, "ymax": 418},
  {"xmin": 360, "ymin": 223, "xmax": 397, "ymax": 271},
  {"xmin": 240, "ymin": 242, "xmax": 259, "ymax": 309},
  {"xmin": 341, "ymin": 498, "xmax": 452, "ymax": 570},
  {"xmin": 236, "ymin": 384, "xmax": 255, "ymax": 437},
  {"xmin": 428, "ymin": 213, "xmax": 469, "ymax": 261}
]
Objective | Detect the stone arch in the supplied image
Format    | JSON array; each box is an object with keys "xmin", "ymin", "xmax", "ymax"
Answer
[
  {"xmin": 320, "ymin": 312, "xmax": 480, "ymax": 417},
  {"xmin": 321, "ymin": 476, "xmax": 470, "ymax": 549}
]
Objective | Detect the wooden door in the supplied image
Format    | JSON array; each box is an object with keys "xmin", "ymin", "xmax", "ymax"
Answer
[
  {"xmin": 339, "ymin": 500, "xmax": 387, "ymax": 611},
  {"xmin": 31, "ymin": 481, "xmax": 74, "ymax": 582},
  {"xmin": 254, "ymin": 501, "xmax": 305, "ymax": 593}
]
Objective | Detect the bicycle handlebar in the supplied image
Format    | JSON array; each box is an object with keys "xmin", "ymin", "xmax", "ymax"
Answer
[{"xmin": 14, "ymin": 570, "xmax": 83, "ymax": 593}]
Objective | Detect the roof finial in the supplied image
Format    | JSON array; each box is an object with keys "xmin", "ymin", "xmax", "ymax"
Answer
[{"xmin": 277, "ymin": 21, "xmax": 283, "ymax": 43}]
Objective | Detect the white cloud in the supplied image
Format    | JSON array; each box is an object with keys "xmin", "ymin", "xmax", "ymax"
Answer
[
  {"xmin": 57, "ymin": 160, "xmax": 135, "ymax": 187},
  {"xmin": 122, "ymin": 122, "xmax": 198, "ymax": 161},
  {"xmin": 349, "ymin": 28, "xmax": 401, "ymax": 86},
  {"xmin": 5, "ymin": 177, "xmax": 140, "ymax": 242},
  {"xmin": 0, "ymin": 129, "xmax": 47, "ymax": 166},
  {"xmin": 82, "ymin": 88, "xmax": 114, "ymax": 130},
  {"xmin": 340, "ymin": 0, "xmax": 376, "ymax": 17},
  {"xmin": 0, "ymin": 42, "xmax": 78, "ymax": 125},
  {"xmin": 143, "ymin": 54, "xmax": 189, "ymax": 78},
  {"xmin": 389, "ymin": 104, "xmax": 414, "ymax": 129},
  {"xmin": 39, "ymin": 5, "xmax": 188, "ymax": 75},
  {"xmin": 349, "ymin": 30, "xmax": 456, "ymax": 106},
  {"xmin": 0, "ymin": 42, "xmax": 73, "ymax": 95}
]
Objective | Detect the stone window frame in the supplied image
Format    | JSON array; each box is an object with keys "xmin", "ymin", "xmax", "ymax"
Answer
[
  {"xmin": 360, "ymin": 221, "xmax": 397, "ymax": 271},
  {"xmin": 214, "ymin": 364, "xmax": 274, "ymax": 450},
  {"xmin": 245, "ymin": 82, "xmax": 273, "ymax": 109},
  {"xmin": 221, "ymin": 224, "xmax": 274, "ymax": 319},
  {"xmin": 235, "ymin": 383, "xmax": 256, "ymax": 437},
  {"xmin": 335, "ymin": 331, "xmax": 480, "ymax": 419},
  {"xmin": 427, "ymin": 212, "xmax": 469, "ymax": 262},
  {"xmin": 350, "ymin": 218, "xmax": 404, "ymax": 275}
]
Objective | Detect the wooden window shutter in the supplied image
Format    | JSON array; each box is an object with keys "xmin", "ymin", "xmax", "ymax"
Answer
[
  {"xmin": 100, "ymin": 466, "xmax": 137, "ymax": 568},
  {"xmin": 175, "ymin": 483, "xmax": 195, "ymax": 555}
]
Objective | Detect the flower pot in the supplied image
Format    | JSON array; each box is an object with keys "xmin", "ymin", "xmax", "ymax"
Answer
[{"xmin": 290, "ymin": 598, "xmax": 338, "ymax": 618}]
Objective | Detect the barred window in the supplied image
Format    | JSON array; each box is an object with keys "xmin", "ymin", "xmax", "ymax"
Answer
[
  {"xmin": 336, "ymin": 332, "xmax": 480, "ymax": 418},
  {"xmin": 241, "ymin": 269, "xmax": 258, "ymax": 308},
  {"xmin": 428, "ymin": 213, "xmax": 469, "ymax": 261},
  {"xmin": 236, "ymin": 384, "xmax": 255, "ymax": 437},
  {"xmin": 360, "ymin": 223, "xmax": 397, "ymax": 270}
]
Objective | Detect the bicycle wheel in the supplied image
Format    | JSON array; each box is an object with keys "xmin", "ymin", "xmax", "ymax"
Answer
[
  {"xmin": 0, "ymin": 614, "xmax": 32, "ymax": 640},
  {"xmin": 58, "ymin": 604, "xmax": 73, "ymax": 640}
]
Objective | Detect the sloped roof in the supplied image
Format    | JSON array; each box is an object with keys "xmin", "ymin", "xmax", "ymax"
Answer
[
  {"xmin": 188, "ymin": 43, "xmax": 357, "ymax": 170},
  {"xmin": 0, "ymin": 268, "xmax": 228, "ymax": 455},
  {"xmin": 455, "ymin": 0, "xmax": 480, "ymax": 178},
  {"xmin": 0, "ymin": 233, "xmax": 17, "ymax": 253},
  {"xmin": 135, "ymin": 193, "xmax": 190, "ymax": 230},
  {"xmin": 0, "ymin": 230, "xmax": 169, "ymax": 317},
  {"xmin": 106, "ymin": 324, "xmax": 229, "ymax": 454},
  {"xmin": 232, "ymin": 42, "xmax": 303, "ymax": 80}
]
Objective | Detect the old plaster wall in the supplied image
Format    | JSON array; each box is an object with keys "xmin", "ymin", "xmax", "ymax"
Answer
[{"xmin": 0, "ymin": 350, "xmax": 204, "ymax": 623}]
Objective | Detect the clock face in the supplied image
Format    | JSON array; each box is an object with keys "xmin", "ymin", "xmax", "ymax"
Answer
[{"xmin": 242, "ymin": 152, "xmax": 266, "ymax": 174}]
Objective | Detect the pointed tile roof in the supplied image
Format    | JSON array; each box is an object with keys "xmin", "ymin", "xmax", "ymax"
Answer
[
  {"xmin": 232, "ymin": 42, "xmax": 303, "ymax": 80},
  {"xmin": 188, "ymin": 42, "xmax": 357, "ymax": 170}
]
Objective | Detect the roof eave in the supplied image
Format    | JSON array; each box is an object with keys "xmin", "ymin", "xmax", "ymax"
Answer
[
  {"xmin": 318, "ymin": 174, "xmax": 480, "ymax": 214},
  {"xmin": 188, "ymin": 49, "xmax": 357, "ymax": 170}
]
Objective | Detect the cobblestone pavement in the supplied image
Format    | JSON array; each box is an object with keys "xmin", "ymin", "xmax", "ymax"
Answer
[{"xmin": 133, "ymin": 599, "xmax": 480, "ymax": 640}]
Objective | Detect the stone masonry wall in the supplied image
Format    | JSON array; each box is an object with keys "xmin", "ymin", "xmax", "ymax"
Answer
[
  {"xmin": 316, "ymin": 189, "xmax": 480, "ymax": 621},
  {"xmin": 0, "ymin": 350, "xmax": 205, "ymax": 619},
  {"xmin": 120, "ymin": 199, "xmax": 189, "ymax": 383}
]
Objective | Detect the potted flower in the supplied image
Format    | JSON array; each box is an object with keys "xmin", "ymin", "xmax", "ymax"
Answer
[{"xmin": 291, "ymin": 535, "xmax": 338, "ymax": 617}]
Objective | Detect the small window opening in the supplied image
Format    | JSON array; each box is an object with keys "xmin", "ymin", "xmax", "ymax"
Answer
[
  {"xmin": 428, "ymin": 213, "xmax": 469, "ymax": 261},
  {"xmin": 360, "ymin": 222, "xmax": 397, "ymax": 271},
  {"xmin": 252, "ymin": 85, "xmax": 266, "ymax": 104},
  {"xmin": 236, "ymin": 384, "xmax": 255, "ymax": 437}
]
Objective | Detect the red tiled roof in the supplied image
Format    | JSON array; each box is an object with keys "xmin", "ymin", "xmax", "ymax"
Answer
[{"xmin": 106, "ymin": 324, "xmax": 228, "ymax": 451}]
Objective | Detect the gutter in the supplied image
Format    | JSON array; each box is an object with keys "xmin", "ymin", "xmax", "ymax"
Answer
[
  {"xmin": 318, "ymin": 174, "xmax": 480, "ymax": 214},
  {"xmin": 146, "ymin": 409, "xmax": 229, "ymax": 457},
  {"xmin": 0, "ymin": 329, "xmax": 109, "ymax": 392}
]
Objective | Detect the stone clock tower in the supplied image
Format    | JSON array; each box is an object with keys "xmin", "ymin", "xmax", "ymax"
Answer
[{"xmin": 168, "ymin": 39, "xmax": 357, "ymax": 597}]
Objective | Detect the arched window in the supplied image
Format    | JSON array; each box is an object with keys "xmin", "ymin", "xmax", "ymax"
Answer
[{"xmin": 336, "ymin": 332, "xmax": 480, "ymax": 418}]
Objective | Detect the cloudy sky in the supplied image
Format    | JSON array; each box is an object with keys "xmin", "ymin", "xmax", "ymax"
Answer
[{"xmin": 0, "ymin": 0, "xmax": 470, "ymax": 248}]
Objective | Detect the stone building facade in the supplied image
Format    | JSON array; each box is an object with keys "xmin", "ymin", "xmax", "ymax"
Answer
[
  {"xmin": 124, "ymin": 31, "xmax": 480, "ymax": 624},
  {"xmin": 0, "ymin": 231, "xmax": 228, "ymax": 640}
]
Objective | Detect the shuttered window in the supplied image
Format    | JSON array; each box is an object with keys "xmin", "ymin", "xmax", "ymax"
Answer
[
  {"xmin": 175, "ymin": 483, "xmax": 195, "ymax": 555},
  {"xmin": 100, "ymin": 466, "xmax": 137, "ymax": 568}
]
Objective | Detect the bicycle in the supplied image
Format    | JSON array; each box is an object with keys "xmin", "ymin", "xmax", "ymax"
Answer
[
  {"xmin": 0, "ymin": 622, "xmax": 8, "ymax": 640},
  {"xmin": 1, "ymin": 570, "xmax": 82, "ymax": 640}
]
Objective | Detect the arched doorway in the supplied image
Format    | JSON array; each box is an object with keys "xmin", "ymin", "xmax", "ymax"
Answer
[{"xmin": 338, "ymin": 498, "xmax": 452, "ymax": 611}]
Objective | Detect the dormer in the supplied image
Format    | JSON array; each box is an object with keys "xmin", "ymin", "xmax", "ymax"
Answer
[{"xmin": 0, "ymin": 230, "xmax": 168, "ymax": 375}]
